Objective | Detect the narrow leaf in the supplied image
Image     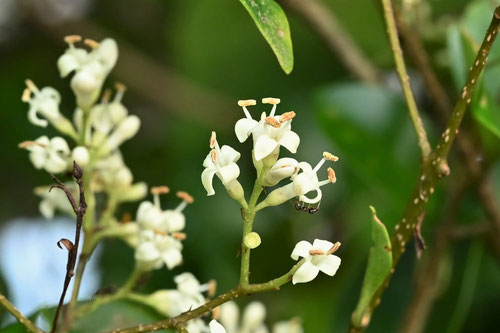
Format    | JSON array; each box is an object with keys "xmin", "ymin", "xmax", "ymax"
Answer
[
  {"xmin": 239, "ymin": 0, "xmax": 294, "ymax": 74},
  {"xmin": 351, "ymin": 206, "xmax": 393, "ymax": 328}
]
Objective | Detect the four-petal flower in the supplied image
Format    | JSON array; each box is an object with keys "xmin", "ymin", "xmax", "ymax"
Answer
[{"xmin": 291, "ymin": 239, "xmax": 341, "ymax": 284}]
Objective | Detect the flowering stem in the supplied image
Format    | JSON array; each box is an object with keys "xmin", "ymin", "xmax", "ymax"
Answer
[
  {"xmin": 0, "ymin": 293, "xmax": 43, "ymax": 333},
  {"xmin": 349, "ymin": 6, "xmax": 500, "ymax": 332},
  {"xmin": 380, "ymin": 0, "xmax": 431, "ymax": 158}
]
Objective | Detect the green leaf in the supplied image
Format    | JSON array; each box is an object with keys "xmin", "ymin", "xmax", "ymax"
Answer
[
  {"xmin": 351, "ymin": 206, "xmax": 393, "ymax": 327},
  {"xmin": 472, "ymin": 90, "xmax": 500, "ymax": 139},
  {"xmin": 239, "ymin": 0, "xmax": 294, "ymax": 74}
]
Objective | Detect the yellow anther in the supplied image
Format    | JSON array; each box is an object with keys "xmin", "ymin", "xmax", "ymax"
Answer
[
  {"xmin": 114, "ymin": 81, "xmax": 127, "ymax": 92},
  {"xmin": 262, "ymin": 97, "xmax": 280, "ymax": 105},
  {"xmin": 101, "ymin": 89, "xmax": 112, "ymax": 103},
  {"xmin": 25, "ymin": 79, "xmax": 37, "ymax": 92},
  {"xmin": 211, "ymin": 149, "xmax": 217, "ymax": 163},
  {"xmin": 323, "ymin": 152, "xmax": 339, "ymax": 162},
  {"xmin": 280, "ymin": 111, "xmax": 296, "ymax": 121},
  {"xmin": 151, "ymin": 186, "xmax": 170, "ymax": 195},
  {"xmin": 177, "ymin": 191, "xmax": 194, "ymax": 204},
  {"xmin": 207, "ymin": 279, "xmax": 217, "ymax": 297},
  {"xmin": 265, "ymin": 116, "xmax": 281, "ymax": 128},
  {"xmin": 22, "ymin": 89, "xmax": 31, "ymax": 102},
  {"xmin": 238, "ymin": 99, "xmax": 256, "ymax": 107},
  {"xmin": 327, "ymin": 241, "xmax": 341, "ymax": 254},
  {"xmin": 327, "ymin": 167, "xmax": 336, "ymax": 183},
  {"xmin": 210, "ymin": 131, "xmax": 217, "ymax": 148},
  {"xmin": 212, "ymin": 306, "xmax": 220, "ymax": 320},
  {"xmin": 153, "ymin": 228, "xmax": 167, "ymax": 236},
  {"xmin": 18, "ymin": 141, "xmax": 45, "ymax": 149},
  {"xmin": 172, "ymin": 232, "xmax": 187, "ymax": 240},
  {"xmin": 309, "ymin": 249, "xmax": 326, "ymax": 255},
  {"xmin": 64, "ymin": 35, "xmax": 82, "ymax": 44},
  {"xmin": 84, "ymin": 38, "xmax": 100, "ymax": 49}
]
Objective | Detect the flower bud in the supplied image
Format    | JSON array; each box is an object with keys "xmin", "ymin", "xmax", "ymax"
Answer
[
  {"xmin": 57, "ymin": 53, "xmax": 80, "ymax": 77},
  {"xmin": 116, "ymin": 182, "xmax": 148, "ymax": 203},
  {"xmin": 262, "ymin": 157, "xmax": 299, "ymax": 186},
  {"xmin": 224, "ymin": 180, "xmax": 246, "ymax": 207},
  {"xmin": 244, "ymin": 232, "xmax": 261, "ymax": 249},
  {"xmin": 102, "ymin": 115, "xmax": 140, "ymax": 154},
  {"xmin": 71, "ymin": 70, "xmax": 100, "ymax": 108},
  {"xmin": 242, "ymin": 302, "xmax": 266, "ymax": 330},
  {"xmin": 72, "ymin": 146, "xmax": 90, "ymax": 167}
]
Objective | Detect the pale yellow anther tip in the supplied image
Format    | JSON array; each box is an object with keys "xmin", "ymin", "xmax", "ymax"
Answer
[
  {"xmin": 323, "ymin": 152, "xmax": 339, "ymax": 162},
  {"xmin": 327, "ymin": 167, "xmax": 336, "ymax": 183},
  {"xmin": 114, "ymin": 82, "xmax": 126, "ymax": 92},
  {"xmin": 18, "ymin": 140, "xmax": 45, "ymax": 149},
  {"xmin": 309, "ymin": 249, "xmax": 326, "ymax": 256},
  {"xmin": 208, "ymin": 279, "xmax": 217, "ymax": 297},
  {"xmin": 172, "ymin": 232, "xmax": 187, "ymax": 240},
  {"xmin": 262, "ymin": 97, "xmax": 280, "ymax": 105},
  {"xmin": 84, "ymin": 38, "xmax": 100, "ymax": 49},
  {"xmin": 280, "ymin": 111, "xmax": 296, "ymax": 121},
  {"xmin": 151, "ymin": 186, "xmax": 170, "ymax": 195},
  {"xmin": 238, "ymin": 99, "xmax": 256, "ymax": 107},
  {"xmin": 212, "ymin": 305, "xmax": 220, "ymax": 319},
  {"xmin": 265, "ymin": 116, "xmax": 281, "ymax": 128},
  {"xmin": 177, "ymin": 191, "xmax": 194, "ymax": 204},
  {"xmin": 211, "ymin": 149, "xmax": 217, "ymax": 163},
  {"xmin": 25, "ymin": 79, "xmax": 37, "ymax": 92},
  {"xmin": 328, "ymin": 241, "xmax": 341, "ymax": 254},
  {"xmin": 22, "ymin": 89, "xmax": 31, "ymax": 102},
  {"xmin": 64, "ymin": 35, "xmax": 82, "ymax": 44},
  {"xmin": 210, "ymin": 131, "xmax": 217, "ymax": 148}
]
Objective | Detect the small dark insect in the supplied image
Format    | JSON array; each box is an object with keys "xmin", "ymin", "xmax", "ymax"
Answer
[
  {"xmin": 301, "ymin": 205, "xmax": 308, "ymax": 212},
  {"xmin": 295, "ymin": 201, "xmax": 302, "ymax": 210},
  {"xmin": 308, "ymin": 207, "xmax": 319, "ymax": 214}
]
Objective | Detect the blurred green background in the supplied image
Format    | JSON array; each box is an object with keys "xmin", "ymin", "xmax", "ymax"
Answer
[{"xmin": 1, "ymin": 0, "xmax": 500, "ymax": 332}]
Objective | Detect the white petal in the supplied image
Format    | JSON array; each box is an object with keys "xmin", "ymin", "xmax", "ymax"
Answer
[
  {"xmin": 44, "ymin": 154, "xmax": 68, "ymax": 173},
  {"xmin": 278, "ymin": 130, "xmax": 300, "ymax": 153},
  {"xmin": 57, "ymin": 53, "xmax": 80, "ymax": 77},
  {"xmin": 292, "ymin": 260, "xmax": 320, "ymax": 284},
  {"xmin": 312, "ymin": 255, "xmax": 341, "ymax": 276},
  {"xmin": 220, "ymin": 145, "xmax": 241, "ymax": 164},
  {"xmin": 50, "ymin": 137, "xmax": 70, "ymax": 154},
  {"xmin": 28, "ymin": 106, "xmax": 48, "ymax": 127},
  {"xmin": 162, "ymin": 247, "xmax": 183, "ymax": 269},
  {"xmin": 254, "ymin": 135, "xmax": 279, "ymax": 161},
  {"xmin": 218, "ymin": 163, "xmax": 240, "ymax": 185},
  {"xmin": 209, "ymin": 320, "xmax": 227, "ymax": 333},
  {"xmin": 242, "ymin": 301, "xmax": 266, "ymax": 330},
  {"xmin": 219, "ymin": 301, "xmax": 239, "ymax": 332},
  {"xmin": 39, "ymin": 200, "xmax": 54, "ymax": 219},
  {"xmin": 290, "ymin": 240, "xmax": 312, "ymax": 261},
  {"xmin": 235, "ymin": 118, "xmax": 258, "ymax": 142},
  {"xmin": 29, "ymin": 150, "xmax": 47, "ymax": 170},
  {"xmin": 312, "ymin": 239, "xmax": 334, "ymax": 252},
  {"xmin": 135, "ymin": 241, "xmax": 160, "ymax": 262},
  {"xmin": 164, "ymin": 210, "xmax": 185, "ymax": 232},
  {"xmin": 201, "ymin": 168, "xmax": 216, "ymax": 196}
]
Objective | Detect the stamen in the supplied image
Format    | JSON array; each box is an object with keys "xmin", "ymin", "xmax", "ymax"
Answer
[
  {"xmin": 323, "ymin": 152, "xmax": 339, "ymax": 162},
  {"xmin": 25, "ymin": 79, "xmax": 38, "ymax": 92},
  {"xmin": 280, "ymin": 111, "xmax": 296, "ymax": 121},
  {"xmin": 176, "ymin": 191, "xmax": 194, "ymax": 204},
  {"xmin": 153, "ymin": 228, "xmax": 167, "ymax": 236},
  {"xmin": 151, "ymin": 186, "xmax": 170, "ymax": 195},
  {"xmin": 64, "ymin": 35, "xmax": 82, "ymax": 44},
  {"xmin": 313, "ymin": 157, "xmax": 326, "ymax": 173},
  {"xmin": 84, "ymin": 38, "xmax": 100, "ymax": 49},
  {"xmin": 327, "ymin": 241, "xmax": 341, "ymax": 254},
  {"xmin": 262, "ymin": 97, "xmax": 280, "ymax": 105},
  {"xmin": 207, "ymin": 279, "xmax": 217, "ymax": 297},
  {"xmin": 237, "ymin": 99, "xmax": 256, "ymax": 107},
  {"xmin": 114, "ymin": 82, "xmax": 126, "ymax": 102},
  {"xmin": 18, "ymin": 140, "xmax": 46, "ymax": 149},
  {"xmin": 101, "ymin": 89, "xmax": 112, "ymax": 103},
  {"xmin": 309, "ymin": 249, "xmax": 326, "ymax": 255},
  {"xmin": 265, "ymin": 116, "xmax": 281, "ymax": 128},
  {"xmin": 212, "ymin": 306, "xmax": 220, "ymax": 320},
  {"xmin": 171, "ymin": 232, "xmax": 187, "ymax": 240},
  {"xmin": 22, "ymin": 89, "xmax": 31, "ymax": 102},
  {"xmin": 211, "ymin": 149, "xmax": 217, "ymax": 163},
  {"xmin": 327, "ymin": 168, "xmax": 336, "ymax": 183},
  {"xmin": 210, "ymin": 131, "xmax": 217, "ymax": 148}
]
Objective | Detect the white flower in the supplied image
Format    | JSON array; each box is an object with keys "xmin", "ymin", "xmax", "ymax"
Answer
[
  {"xmin": 135, "ymin": 229, "xmax": 183, "ymax": 270},
  {"xmin": 234, "ymin": 98, "xmax": 300, "ymax": 161},
  {"xmin": 19, "ymin": 136, "xmax": 70, "ymax": 174},
  {"xmin": 100, "ymin": 115, "xmax": 140, "ymax": 155},
  {"xmin": 210, "ymin": 320, "xmax": 227, "ymax": 333},
  {"xmin": 202, "ymin": 131, "xmax": 241, "ymax": 196},
  {"xmin": 186, "ymin": 319, "xmax": 209, "ymax": 333},
  {"xmin": 290, "ymin": 239, "xmax": 341, "ymax": 284},
  {"xmin": 34, "ymin": 183, "xmax": 77, "ymax": 219},
  {"xmin": 258, "ymin": 152, "xmax": 338, "ymax": 209},
  {"xmin": 262, "ymin": 157, "xmax": 299, "ymax": 187},
  {"xmin": 57, "ymin": 35, "xmax": 118, "ymax": 108},
  {"xmin": 21, "ymin": 80, "xmax": 76, "ymax": 137},
  {"xmin": 219, "ymin": 301, "xmax": 269, "ymax": 333},
  {"xmin": 272, "ymin": 318, "xmax": 303, "ymax": 333}
]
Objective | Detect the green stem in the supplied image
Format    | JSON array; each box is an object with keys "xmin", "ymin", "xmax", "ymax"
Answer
[
  {"xmin": 380, "ymin": 0, "xmax": 431, "ymax": 158},
  {"xmin": 0, "ymin": 293, "xmax": 43, "ymax": 333}
]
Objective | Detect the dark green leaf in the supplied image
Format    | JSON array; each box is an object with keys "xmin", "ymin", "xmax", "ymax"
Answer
[{"xmin": 239, "ymin": 0, "xmax": 294, "ymax": 74}]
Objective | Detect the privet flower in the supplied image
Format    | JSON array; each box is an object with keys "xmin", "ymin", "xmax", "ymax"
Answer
[
  {"xmin": 201, "ymin": 132, "xmax": 244, "ymax": 202},
  {"xmin": 291, "ymin": 239, "xmax": 341, "ymax": 284},
  {"xmin": 58, "ymin": 35, "xmax": 118, "ymax": 109},
  {"xmin": 21, "ymin": 79, "xmax": 76, "ymax": 138},
  {"xmin": 262, "ymin": 157, "xmax": 299, "ymax": 187},
  {"xmin": 218, "ymin": 301, "xmax": 268, "ymax": 333},
  {"xmin": 235, "ymin": 98, "xmax": 300, "ymax": 162},
  {"xmin": 258, "ymin": 152, "xmax": 338, "ymax": 211},
  {"xmin": 19, "ymin": 136, "xmax": 70, "ymax": 174}
]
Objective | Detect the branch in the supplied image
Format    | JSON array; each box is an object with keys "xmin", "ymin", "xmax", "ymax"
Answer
[
  {"xmin": 0, "ymin": 293, "xmax": 44, "ymax": 333},
  {"xmin": 380, "ymin": 0, "xmax": 432, "ymax": 158},
  {"xmin": 278, "ymin": 0, "xmax": 380, "ymax": 84},
  {"xmin": 50, "ymin": 161, "xmax": 87, "ymax": 333},
  {"xmin": 349, "ymin": 6, "xmax": 500, "ymax": 332}
]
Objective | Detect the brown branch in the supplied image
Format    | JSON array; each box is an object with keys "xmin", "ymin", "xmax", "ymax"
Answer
[
  {"xmin": 50, "ymin": 161, "xmax": 87, "ymax": 333},
  {"xmin": 0, "ymin": 293, "xmax": 44, "ymax": 333},
  {"xmin": 349, "ymin": 6, "xmax": 500, "ymax": 332},
  {"xmin": 277, "ymin": 0, "xmax": 380, "ymax": 83}
]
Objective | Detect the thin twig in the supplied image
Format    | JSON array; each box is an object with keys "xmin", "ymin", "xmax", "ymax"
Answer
[
  {"xmin": 349, "ymin": 6, "xmax": 500, "ymax": 332},
  {"xmin": 278, "ymin": 0, "xmax": 380, "ymax": 83},
  {"xmin": 50, "ymin": 161, "xmax": 87, "ymax": 333},
  {"xmin": 0, "ymin": 293, "xmax": 44, "ymax": 333},
  {"xmin": 380, "ymin": 0, "xmax": 431, "ymax": 158}
]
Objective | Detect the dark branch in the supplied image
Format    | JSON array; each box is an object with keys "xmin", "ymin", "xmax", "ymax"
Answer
[{"xmin": 51, "ymin": 161, "xmax": 87, "ymax": 333}]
